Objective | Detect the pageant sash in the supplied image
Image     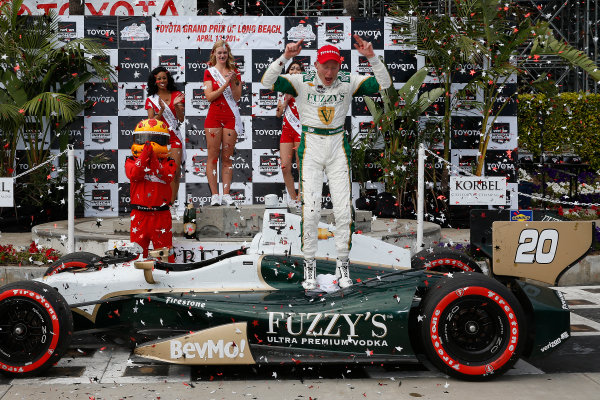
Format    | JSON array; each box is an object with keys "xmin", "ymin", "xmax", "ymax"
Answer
[
  {"xmin": 148, "ymin": 94, "xmax": 186, "ymax": 164},
  {"xmin": 284, "ymin": 99, "xmax": 301, "ymax": 135},
  {"xmin": 208, "ymin": 66, "xmax": 243, "ymax": 136}
]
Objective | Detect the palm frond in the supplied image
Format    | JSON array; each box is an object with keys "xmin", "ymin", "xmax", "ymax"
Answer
[
  {"xmin": 532, "ymin": 23, "xmax": 600, "ymax": 82},
  {"xmin": 23, "ymin": 92, "xmax": 82, "ymax": 123}
]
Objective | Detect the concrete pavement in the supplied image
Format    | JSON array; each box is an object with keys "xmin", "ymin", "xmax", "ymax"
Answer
[{"xmin": 1, "ymin": 373, "xmax": 599, "ymax": 399}]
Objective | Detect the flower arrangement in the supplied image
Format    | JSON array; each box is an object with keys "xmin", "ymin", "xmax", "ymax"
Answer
[
  {"xmin": 519, "ymin": 166, "xmax": 600, "ymax": 208},
  {"xmin": 0, "ymin": 242, "xmax": 61, "ymax": 266}
]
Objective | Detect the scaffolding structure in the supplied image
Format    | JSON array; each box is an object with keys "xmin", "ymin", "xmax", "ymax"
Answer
[{"xmin": 196, "ymin": 1, "xmax": 599, "ymax": 93}]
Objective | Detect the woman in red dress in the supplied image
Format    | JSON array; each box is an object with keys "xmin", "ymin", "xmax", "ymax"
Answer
[
  {"xmin": 275, "ymin": 60, "xmax": 304, "ymax": 206},
  {"xmin": 145, "ymin": 67, "xmax": 185, "ymax": 206},
  {"xmin": 203, "ymin": 40, "xmax": 242, "ymax": 206}
]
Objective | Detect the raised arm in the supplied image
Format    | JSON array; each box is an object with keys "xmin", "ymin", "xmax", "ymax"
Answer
[
  {"xmin": 353, "ymin": 34, "xmax": 392, "ymax": 92},
  {"xmin": 261, "ymin": 40, "xmax": 303, "ymax": 95}
]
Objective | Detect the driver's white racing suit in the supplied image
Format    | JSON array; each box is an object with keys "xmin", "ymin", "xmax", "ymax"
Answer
[{"xmin": 262, "ymin": 55, "xmax": 391, "ymax": 261}]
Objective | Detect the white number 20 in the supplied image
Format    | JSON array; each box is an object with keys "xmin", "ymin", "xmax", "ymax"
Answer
[{"xmin": 514, "ymin": 229, "xmax": 559, "ymax": 264}]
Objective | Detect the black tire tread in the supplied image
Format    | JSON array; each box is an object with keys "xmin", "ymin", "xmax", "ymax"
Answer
[
  {"xmin": 411, "ymin": 247, "xmax": 482, "ymax": 273},
  {"xmin": 0, "ymin": 280, "xmax": 73, "ymax": 377},
  {"xmin": 419, "ymin": 273, "xmax": 526, "ymax": 381}
]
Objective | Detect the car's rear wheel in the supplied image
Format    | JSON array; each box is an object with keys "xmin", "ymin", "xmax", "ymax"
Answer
[
  {"xmin": 411, "ymin": 247, "xmax": 481, "ymax": 273},
  {"xmin": 0, "ymin": 281, "xmax": 73, "ymax": 377},
  {"xmin": 419, "ymin": 273, "xmax": 525, "ymax": 380},
  {"xmin": 44, "ymin": 251, "xmax": 100, "ymax": 277}
]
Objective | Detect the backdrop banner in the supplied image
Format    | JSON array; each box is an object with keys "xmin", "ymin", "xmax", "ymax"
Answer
[
  {"xmin": 17, "ymin": 15, "xmax": 517, "ymax": 216},
  {"xmin": 19, "ymin": 0, "xmax": 196, "ymax": 16}
]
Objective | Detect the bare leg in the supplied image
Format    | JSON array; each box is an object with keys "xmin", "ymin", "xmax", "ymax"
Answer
[
  {"xmin": 280, "ymin": 141, "xmax": 297, "ymax": 200},
  {"xmin": 206, "ymin": 128, "xmax": 223, "ymax": 195},
  {"xmin": 169, "ymin": 147, "xmax": 182, "ymax": 204},
  {"xmin": 221, "ymin": 128, "xmax": 237, "ymax": 195}
]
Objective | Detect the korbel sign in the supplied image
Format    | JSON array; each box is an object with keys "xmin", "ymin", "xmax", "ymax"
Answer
[{"xmin": 450, "ymin": 176, "xmax": 507, "ymax": 205}]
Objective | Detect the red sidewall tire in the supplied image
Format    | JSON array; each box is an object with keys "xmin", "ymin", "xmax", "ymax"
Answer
[
  {"xmin": 0, "ymin": 281, "xmax": 73, "ymax": 377},
  {"xmin": 44, "ymin": 251, "xmax": 100, "ymax": 277},
  {"xmin": 411, "ymin": 247, "xmax": 481, "ymax": 273},
  {"xmin": 420, "ymin": 273, "xmax": 525, "ymax": 380}
]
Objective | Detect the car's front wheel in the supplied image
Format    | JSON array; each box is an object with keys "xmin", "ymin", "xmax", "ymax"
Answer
[
  {"xmin": 419, "ymin": 273, "xmax": 525, "ymax": 380},
  {"xmin": 0, "ymin": 281, "xmax": 73, "ymax": 377}
]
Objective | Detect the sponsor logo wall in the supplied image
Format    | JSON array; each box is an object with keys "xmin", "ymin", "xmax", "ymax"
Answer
[{"xmin": 26, "ymin": 16, "xmax": 517, "ymax": 216}]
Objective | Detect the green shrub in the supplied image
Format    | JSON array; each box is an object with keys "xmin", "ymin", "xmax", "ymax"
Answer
[{"xmin": 518, "ymin": 93, "xmax": 600, "ymax": 171}]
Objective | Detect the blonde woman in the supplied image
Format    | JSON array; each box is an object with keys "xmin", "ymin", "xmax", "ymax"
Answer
[{"xmin": 203, "ymin": 40, "xmax": 242, "ymax": 206}]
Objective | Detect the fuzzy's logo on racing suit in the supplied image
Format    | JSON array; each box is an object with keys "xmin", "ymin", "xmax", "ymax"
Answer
[{"xmin": 318, "ymin": 106, "xmax": 335, "ymax": 125}]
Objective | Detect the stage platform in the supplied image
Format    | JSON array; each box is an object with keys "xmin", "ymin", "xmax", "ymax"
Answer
[{"xmin": 30, "ymin": 205, "xmax": 443, "ymax": 259}]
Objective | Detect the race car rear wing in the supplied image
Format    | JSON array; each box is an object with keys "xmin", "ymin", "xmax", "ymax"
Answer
[{"xmin": 492, "ymin": 221, "xmax": 595, "ymax": 285}]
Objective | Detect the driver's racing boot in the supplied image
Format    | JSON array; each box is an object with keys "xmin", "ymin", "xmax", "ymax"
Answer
[
  {"xmin": 302, "ymin": 258, "xmax": 317, "ymax": 290},
  {"xmin": 336, "ymin": 258, "xmax": 353, "ymax": 288}
]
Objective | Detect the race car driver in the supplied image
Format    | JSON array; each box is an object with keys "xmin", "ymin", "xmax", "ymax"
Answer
[
  {"xmin": 126, "ymin": 118, "xmax": 177, "ymax": 262},
  {"xmin": 261, "ymin": 35, "xmax": 392, "ymax": 290}
]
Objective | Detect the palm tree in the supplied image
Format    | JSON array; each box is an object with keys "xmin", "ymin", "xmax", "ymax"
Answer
[
  {"xmin": 389, "ymin": 0, "xmax": 600, "ymax": 177},
  {"xmin": 363, "ymin": 68, "xmax": 445, "ymax": 216},
  {"xmin": 0, "ymin": 0, "xmax": 115, "ymax": 220}
]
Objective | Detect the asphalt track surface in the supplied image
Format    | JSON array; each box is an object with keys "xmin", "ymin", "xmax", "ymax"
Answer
[{"xmin": 0, "ymin": 286, "xmax": 599, "ymax": 399}]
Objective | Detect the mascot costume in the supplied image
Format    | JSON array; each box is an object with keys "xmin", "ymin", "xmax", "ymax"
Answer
[{"xmin": 125, "ymin": 119, "xmax": 177, "ymax": 262}]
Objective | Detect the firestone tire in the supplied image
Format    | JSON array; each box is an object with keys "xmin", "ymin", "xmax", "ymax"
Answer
[
  {"xmin": 411, "ymin": 247, "xmax": 482, "ymax": 273},
  {"xmin": 0, "ymin": 280, "xmax": 73, "ymax": 377},
  {"xmin": 44, "ymin": 251, "xmax": 100, "ymax": 277},
  {"xmin": 419, "ymin": 273, "xmax": 525, "ymax": 381}
]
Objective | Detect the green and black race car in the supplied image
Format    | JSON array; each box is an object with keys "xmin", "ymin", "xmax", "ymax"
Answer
[{"xmin": 0, "ymin": 210, "xmax": 594, "ymax": 381}]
